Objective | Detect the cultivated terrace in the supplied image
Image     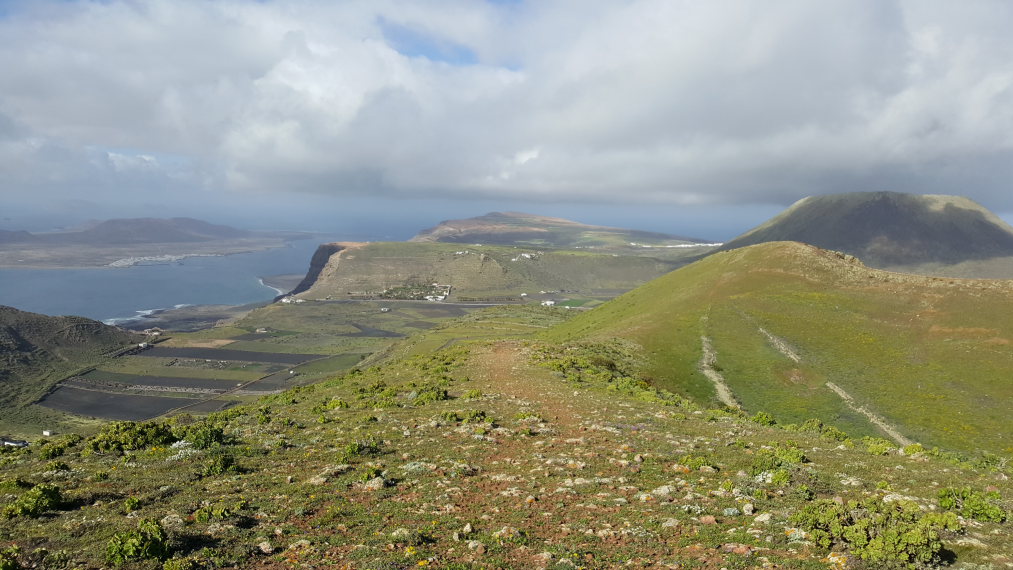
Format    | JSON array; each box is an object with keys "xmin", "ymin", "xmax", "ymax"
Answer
[{"xmin": 0, "ymin": 308, "xmax": 1010, "ymax": 569}]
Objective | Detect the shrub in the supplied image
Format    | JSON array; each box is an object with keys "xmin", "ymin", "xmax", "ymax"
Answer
[
  {"xmin": 412, "ymin": 386, "xmax": 449, "ymax": 406},
  {"xmin": 790, "ymin": 497, "xmax": 959, "ymax": 568},
  {"xmin": 2, "ymin": 484, "xmax": 62, "ymax": 518},
  {"xmin": 200, "ymin": 452, "xmax": 238, "ymax": 477},
  {"xmin": 750, "ymin": 411, "xmax": 776, "ymax": 426},
  {"xmin": 107, "ymin": 519, "xmax": 170, "ymax": 565},
  {"xmin": 0, "ymin": 546, "xmax": 21, "ymax": 570},
  {"xmin": 749, "ymin": 443, "xmax": 807, "ymax": 476},
  {"xmin": 87, "ymin": 421, "xmax": 177, "ymax": 455},
  {"xmin": 938, "ymin": 487, "xmax": 1007, "ymax": 522},
  {"xmin": 123, "ymin": 497, "xmax": 141, "ymax": 514},
  {"xmin": 862, "ymin": 437, "xmax": 895, "ymax": 456},
  {"xmin": 184, "ymin": 423, "xmax": 227, "ymax": 450}
]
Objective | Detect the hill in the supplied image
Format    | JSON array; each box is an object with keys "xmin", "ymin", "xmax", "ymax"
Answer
[
  {"xmin": 289, "ymin": 241, "xmax": 685, "ymax": 303},
  {"xmin": 42, "ymin": 217, "xmax": 252, "ymax": 245},
  {"xmin": 718, "ymin": 192, "xmax": 1013, "ymax": 272},
  {"xmin": 0, "ymin": 306, "xmax": 141, "ymax": 435},
  {"xmin": 0, "ymin": 307, "xmax": 1009, "ymax": 568},
  {"xmin": 411, "ymin": 211, "xmax": 714, "ymax": 250},
  {"xmin": 0, "ymin": 218, "xmax": 307, "ymax": 268},
  {"xmin": 548, "ymin": 241, "xmax": 1013, "ymax": 457}
]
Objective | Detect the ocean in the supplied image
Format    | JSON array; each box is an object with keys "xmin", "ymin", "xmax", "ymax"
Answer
[{"xmin": 0, "ymin": 238, "xmax": 327, "ymax": 324}]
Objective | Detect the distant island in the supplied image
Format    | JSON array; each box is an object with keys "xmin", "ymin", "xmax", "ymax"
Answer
[{"xmin": 0, "ymin": 217, "xmax": 312, "ymax": 269}]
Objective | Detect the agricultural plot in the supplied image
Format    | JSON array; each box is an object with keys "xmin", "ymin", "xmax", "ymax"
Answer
[
  {"xmin": 34, "ymin": 300, "xmax": 510, "ymax": 424},
  {"xmin": 135, "ymin": 346, "xmax": 322, "ymax": 364},
  {"xmin": 39, "ymin": 386, "xmax": 199, "ymax": 421}
]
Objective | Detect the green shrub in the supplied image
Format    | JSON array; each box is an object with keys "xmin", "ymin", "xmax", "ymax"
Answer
[
  {"xmin": 2, "ymin": 484, "xmax": 62, "ymax": 518},
  {"xmin": 790, "ymin": 497, "xmax": 959, "ymax": 568},
  {"xmin": 902, "ymin": 443, "xmax": 924, "ymax": 455},
  {"xmin": 87, "ymin": 421, "xmax": 177, "ymax": 455},
  {"xmin": 412, "ymin": 385, "xmax": 449, "ymax": 405},
  {"xmin": 749, "ymin": 443, "xmax": 807, "ymax": 476},
  {"xmin": 750, "ymin": 411, "xmax": 776, "ymax": 426},
  {"xmin": 462, "ymin": 389, "xmax": 482, "ymax": 400},
  {"xmin": 938, "ymin": 487, "xmax": 1007, "ymax": 522},
  {"xmin": 677, "ymin": 454, "xmax": 717, "ymax": 471},
  {"xmin": 0, "ymin": 546, "xmax": 21, "ymax": 570},
  {"xmin": 123, "ymin": 497, "xmax": 141, "ymax": 514},
  {"xmin": 44, "ymin": 460, "xmax": 70, "ymax": 472},
  {"xmin": 200, "ymin": 452, "xmax": 238, "ymax": 477},
  {"xmin": 862, "ymin": 437, "xmax": 895, "ymax": 456},
  {"xmin": 162, "ymin": 557, "xmax": 199, "ymax": 570},
  {"xmin": 184, "ymin": 423, "xmax": 227, "ymax": 450},
  {"xmin": 107, "ymin": 519, "xmax": 170, "ymax": 565}
]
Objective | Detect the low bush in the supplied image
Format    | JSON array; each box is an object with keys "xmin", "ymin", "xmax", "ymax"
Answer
[
  {"xmin": 2, "ymin": 484, "xmax": 62, "ymax": 518},
  {"xmin": 106, "ymin": 519, "xmax": 170, "ymax": 565},
  {"xmin": 791, "ymin": 497, "xmax": 960, "ymax": 568},
  {"xmin": 938, "ymin": 487, "xmax": 1006, "ymax": 522},
  {"xmin": 87, "ymin": 421, "xmax": 177, "ymax": 455}
]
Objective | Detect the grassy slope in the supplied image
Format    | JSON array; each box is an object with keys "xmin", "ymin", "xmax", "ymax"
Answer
[
  {"xmin": 0, "ymin": 307, "xmax": 1010, "ymax": 569},
  {"xmin": 546, "ymin": 242, "xmax": 1013, "ymax": 457}
]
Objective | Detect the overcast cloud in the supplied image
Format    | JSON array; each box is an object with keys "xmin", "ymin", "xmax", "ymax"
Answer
[{"xmin": 2, "ymin": 0, "xmax": 1013, "ymax": 226}]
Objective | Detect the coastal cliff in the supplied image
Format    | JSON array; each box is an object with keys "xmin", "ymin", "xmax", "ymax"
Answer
[{"xmin": 286, "ymin": 243, "xmax": 351, "ymax": 297}]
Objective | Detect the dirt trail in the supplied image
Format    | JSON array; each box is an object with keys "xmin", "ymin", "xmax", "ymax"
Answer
[
  {"xmin": 698, "ymin": 336, "xmax": 740, "ymax": 409},
  {"xmin": 825, "ymin": 381, "xmax": 914, "ymax": 447},
  {"xmin": 475, "ymin": 341, "xmax": 586, "ymax": 427},
  {"xmin": 758, "ymin": 327, "xmax": 800, "ymax": 363}
]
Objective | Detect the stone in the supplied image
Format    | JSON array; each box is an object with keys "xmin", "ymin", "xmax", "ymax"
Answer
[
  {"xmin": 257, "ymin": 541, "xmax": 274, "ymax": 554},
  {"xmin": 723, "ymin": 507, "xmax": 741, "ymax": 517},
  {"xmin": 661, "ymin": 518, "xmax": 680, "ymax": 528},
  {"xmin": 363, "ymin": 476, "xmax": 387, "ymax": 491},
  {"xmin": 754, "ymin": 513, "xmax": 772, "ymax": 523},
  {"xmin": 699, "ymin": 515, "xmax": 717, "ymax": 525},
  {"xmin": 466, "ymin": 540, "xmax": 485, "ymax": 554},
  {"xmin": 742, "ymin": 502, "xmax": 755, "ymax": 515}
]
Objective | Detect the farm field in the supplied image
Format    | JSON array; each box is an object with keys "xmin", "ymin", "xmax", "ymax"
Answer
[{"xmin": 33, "ymin": 300, "xmax": 499, "ymax": 424}]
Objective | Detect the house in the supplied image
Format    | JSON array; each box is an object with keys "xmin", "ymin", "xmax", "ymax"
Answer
[
  {"xmin": 541, "ymin": 300, "xmax": 556, "ymax": 306},
  {"xmin": 2, "ymin": 438, "xmax": 28, "ymax": 448},
  {"xmin": 380, "ymin": 308, "xmax": 390, "ymax": 312}
]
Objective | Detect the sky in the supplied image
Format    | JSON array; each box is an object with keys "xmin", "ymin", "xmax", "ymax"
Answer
[{"xmin": 2, "ymin": 0, "xmax": 1013, "ymax": 240}]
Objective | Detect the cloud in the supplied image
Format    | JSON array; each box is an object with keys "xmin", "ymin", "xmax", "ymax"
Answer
[{"xmin": 2, "ymin": 0, "xmax": 1013, "ymax": 212}]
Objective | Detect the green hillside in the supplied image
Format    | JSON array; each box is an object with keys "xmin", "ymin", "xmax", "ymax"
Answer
[
  {"xmin": 0, "ymin": 306, "xmax": 1010, "ymax": 569},
  {"xmin": 547, "ymin": 241, "xmax": 1013, "ymax": 457},
  {"xmin": 0, "ymin": 306, "xmax": 141, "ymax": 436},
  {"xmin": 293, "ymin": 241, "xmax": 686, "ymax": 302}
]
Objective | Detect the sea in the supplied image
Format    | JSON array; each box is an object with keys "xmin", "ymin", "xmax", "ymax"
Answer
[{"xmin": 0, "ymin": 238, "xmax": 330, "ymax": 325}]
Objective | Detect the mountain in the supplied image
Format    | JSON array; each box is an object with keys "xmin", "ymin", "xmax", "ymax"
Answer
[
  {"xmin": 411, "ymin": 211, "xmax": 711, "ymax": 248},
  {"xmin": 718, "ymin": 192, "xmax": 1013, "ymax": 269},
  {"xmin": 0, "ymin": 305, "xmax": 140, "ymax": 431},
  {"xmin": 548, "ymin": 241, "xmax": 1013, "ymax": 457},
  {"xmin": 38, "ymin": 217, "xmax": 251, "ymax": 245},
  {"xmin": 0, "ymin": 229, "xmax": 37, "ymax": 244}
]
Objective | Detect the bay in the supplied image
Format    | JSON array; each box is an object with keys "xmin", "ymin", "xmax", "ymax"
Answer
[{"xmin": 0, "ymin": 238, "xmax": 327, "ymax": 324}]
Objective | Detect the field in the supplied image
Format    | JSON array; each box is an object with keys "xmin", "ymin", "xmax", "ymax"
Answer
[{"xmin": 31, "ymin": 300, "xmax": 502, "ymax": 425}]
